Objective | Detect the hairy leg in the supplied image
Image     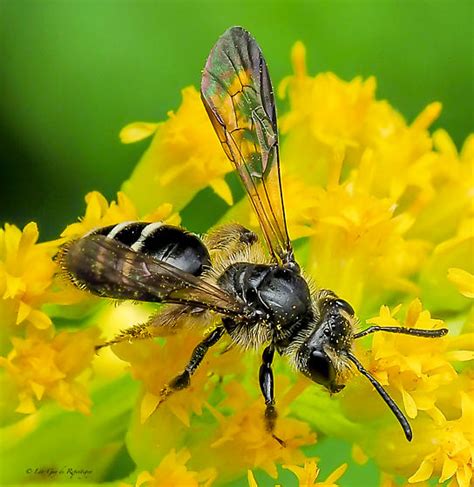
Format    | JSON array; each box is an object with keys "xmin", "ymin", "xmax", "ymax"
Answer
[{"xmin": 95, "ymin": 322, "xmax": 152, "ymax": 351}]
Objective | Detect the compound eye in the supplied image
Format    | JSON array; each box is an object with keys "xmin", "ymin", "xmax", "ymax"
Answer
[
  {"xmin": 335, "ymin": 299, "xmax": 355, "ymax": 316},
  {"xmin": 307, "ymin": 350, "xmax": 336, "ymax": 386}
]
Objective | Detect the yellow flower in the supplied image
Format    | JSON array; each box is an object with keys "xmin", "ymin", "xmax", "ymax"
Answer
[
  {"xmin": 120, "ymin": 448, "xmax": 216, "ymax": 487},
  {"xmin": 282, "ymin": 459, "xmax": 348, "ymax": 486},
  {"xmin": 419, "ymin": 221, "xmax": 474, "ymax": 313},
  {"xmin": 337, "ymin": 299, "xmax": 473, "ymax": 484},
  {"xmin": 0, "ymin": 326, "xmax": 99, "ymax": 414},
  {"xmin": 407, "ymin": 131, "xmax": 474, "ymax": 243},
  {"xmin": 278, "ymin": 41, "xmax": 441, "ymax": 208},
  {"xmin": 304, "ymin": 183, "xmax": 426, "ymax": 314},
  {"xmin": 61, "ymin": 190, "xmax": 179, "ymax": 240},
  {"xmin": 279, "ymin": 42, "xmax": 376, "ymax": 153},
  {"xmin": 346, "ymin": 300, "xmax": 464, "ymax": 422},
  {"xmin": 113, "ymin": 329, "xmax": 244, "ymax": 427},
  {"xmin": 0, "ymin": 222, "xmax": 58, "ymax": 331},
  {"xmin": 380, "ymin": 472, "xmax": 429, "ymax": 487},
  {"xmin": 121, "ymin": 86, "xmax": 233, "ymax": 214},
  {"xmin": 60, "ymin": 191, "xmax": 138, "ymax": 240},
  {"xmin": 208, "ymin": 379, "xmax": 316, "ymax": 480},
  {"xmin": 407, "ymin": 392, "xmax": 473, "ymax": 487},
  {"xmin": 246, "ymin": 459, "xmax": 347, "ymax": 487}
]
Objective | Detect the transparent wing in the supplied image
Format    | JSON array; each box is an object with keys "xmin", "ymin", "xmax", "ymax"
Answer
[
  {"xmin": 63, "ymin": 235, "xmax": 250, "ymax": 317},
  {"xmin": 201, "ymin": 26, "xmax": 293, "ymax": 265}
]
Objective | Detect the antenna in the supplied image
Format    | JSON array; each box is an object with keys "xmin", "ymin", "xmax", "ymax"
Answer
[
  {"xmin": 354, "ymin": 325, "xmax": 448, "ymax": 340},
  {"xmin": 345, "ymin": 351, "xmax": 412, "ymax": 441}
]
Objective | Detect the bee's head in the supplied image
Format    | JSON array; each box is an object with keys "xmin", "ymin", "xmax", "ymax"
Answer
[
  {"xmin": 295, "ymin": 295, "xmax": 419, "ymax": 441},
  {"xmin": 297, "ymin": 297, "xmax": 355, "ymax": 393}
]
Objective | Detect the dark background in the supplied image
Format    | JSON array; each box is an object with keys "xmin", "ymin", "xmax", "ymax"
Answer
[{"xmin": 1, "ymin": 0, "xmax": 472, "ymax": 240}]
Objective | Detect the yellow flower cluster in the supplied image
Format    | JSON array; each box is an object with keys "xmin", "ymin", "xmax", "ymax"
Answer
[
  {"xmin": 61, "ymin": 190, "xmax": 180, "ymax": 241},
  {"xmin": 0, "ymin": 191, "xmax": 178, "ymax": 417},
  {"xmin": 0, "ymin": 222, "xmax": 57, "ymax": 332},
  {"xmin": 2, "ymin": 37, "xmax": 472, "ymax": 487},
  {"xmin": 121, "ymin": 87, "xmax": 234, "ymax": 214},
  {"xmin": 114, "ymin": 333, "xmax": 315, "ymax": 483},
  {"xmin": 208, "ymin": 379, "xmax": 315, "ymax": 480},
  {"xmin": 340, "ymin": 299, "xmax": 473, "ymax": 485},
  {"xmin": 0, "ymin": 327, "xmax": 99, "ymax": 414},
  {"xmin": 0, "ymin": 220, "xmax": 100, "ymax": 415},
  {"xmin": 248, "ymin": 459, "xmax": 347, "ymax": 486},
  {"xmin": 120, "ymin": 448, "xmax": 216, "ymax": 487},
  {"xmin": 274, "ymin": 43, "xmax": 474, "ymax": 318},
  {"xmin": 112, "ymin": 329, "xmax": 239, "ymax": 427}
]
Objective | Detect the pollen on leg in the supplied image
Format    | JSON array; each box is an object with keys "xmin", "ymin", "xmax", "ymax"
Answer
[{"xmin": 95, "ymin": 323, "xmax": 153, "ymax": 351}]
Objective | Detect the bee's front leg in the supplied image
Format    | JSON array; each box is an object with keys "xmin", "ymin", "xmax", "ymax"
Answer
[
  {"xmin": 159, "ymin": 326, "xmax": 225, "ymax": 405},
  {"xmin": 259, "ymin": 345, "xmax": 286, "ymax": 447}
]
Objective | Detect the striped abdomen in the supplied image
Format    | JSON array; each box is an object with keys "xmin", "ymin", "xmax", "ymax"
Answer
[{"xmin": 59, "ymin": 222, "xmax": 211, "ymax": 301}]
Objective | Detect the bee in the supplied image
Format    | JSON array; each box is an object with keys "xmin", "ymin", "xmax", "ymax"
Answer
[{"xmin": 58, "ymin": 26, "xmax": 448, "ymax": 443}]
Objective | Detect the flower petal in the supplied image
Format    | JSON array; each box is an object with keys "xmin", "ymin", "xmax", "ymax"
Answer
[
  {"xmin": 324, "ymin": 462, "xmax": 348, "ymax": 484},
  {"xmin": 439, "ymin": 456, "xmax": 459, "ymax": 482},
  {"xmin": 447, "ymin": 267, "xmax": 474, "ymax": 298},
  {"xmin": 408, "ymin": 458, "xmax": 434, "ymax": 483},
  {"xmin": 120, "ymin": 122, "xmax": 160, "ymax": 144},
  {"xmin": 140, "ymin": 392, "xmax": 159, "ymax": 424},
  {"xmin": 247, "ymin": 470, "xmax": 259, "ymax": 487},
  {"xmin": 401, "ymin": 388, "xmax": 418, "ymax": 418}
]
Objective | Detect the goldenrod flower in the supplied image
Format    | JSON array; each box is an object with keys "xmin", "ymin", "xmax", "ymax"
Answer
[
  {"xmin": 0, "ymin": 326, "xmax": 99, "ymax": 414},
  {"xmin": 406, "ymin": 392, "xmax": 473, "ymax": 487},
  {"xmin": 302, "ymin": 182, "xmax": 425, "ymax": 313},
  {"xmin": 0, "ymin": 222, "xmax": 57, "ymax": 331},
  {"xmin": 61, "ymin": 190, "xmax": 180, "ymax": 241},
  {"xmin": 362, "ymin": 300, "xmax": 457, "ymax": 420},
  {"xmin": 121, "ymin": 87, "xmax": 233, "ymax": 214},
  {"xmin": 61, "ymin": 191, "xmax": 138, "ymax": 241},
  {"xmin": 282, "ymin": 459, "xmax": 348, "ymax": 486},
  {"xmin": 208, "ymin": 379, "xmax": 315, "ymax": 480},
  {"xmin": 247, "ymin": 459, "xmax": 347, "ymax": 487},
  {"xmin": 113, "ymin": 330, "xmax": 237, "ymax": 427},
  {"xmin": 280, "ymin": 42, "xmax": 376, "ymax": 154},
  {"xmin": 120, "ymin": 448, "xmax": 216, "ymax": 487}
]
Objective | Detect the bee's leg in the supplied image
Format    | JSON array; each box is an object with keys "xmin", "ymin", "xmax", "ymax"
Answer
[
  {"xmin": 259, "ymin": 345, "xmax": 286, "ymax": 447},
  {"xmin": 95, "ymin": 323, "xmax": 152, "ymax": 351},
  {"xmin": 95, "ymin": 305, "xmax": 199, "ymax": 352},
  {"xmin": 159, "ymin": 326, "xmax": 225, "ymax": 404}
]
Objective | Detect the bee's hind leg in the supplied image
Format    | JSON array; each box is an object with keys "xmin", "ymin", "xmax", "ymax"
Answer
[
  {"xmin": 95, "ymin": 305, "xmax": 196, "ymax": 352},
  {"xmin": 95, "ymin": 323, "xmax": 152, "ymax": 352},
  {"xmin": 259, "ymin": 345, "xmax": 286, "ymax": 447},
  {"xmin": 158, "ymin": 326, "xmax": 225, "ymax": 405}
]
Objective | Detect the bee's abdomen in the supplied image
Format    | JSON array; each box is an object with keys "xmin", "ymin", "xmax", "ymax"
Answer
[
  {"xmin": 58, "ymin": 221, "xmax": 212, "ymax": 301},
  {"xmin": 88, "ymin": 222, "xmax": 211, "ymax": 276}
]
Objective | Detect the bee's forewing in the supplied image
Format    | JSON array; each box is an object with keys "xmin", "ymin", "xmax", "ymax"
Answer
[
  {"xmin": 201, "ymin": 26, "xmax": 293, "ymax": 265},
  {"xmin": 61, "ymin": 234, "xmax": 249, "ymax": 316}
]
